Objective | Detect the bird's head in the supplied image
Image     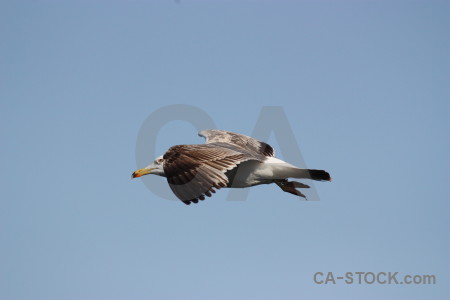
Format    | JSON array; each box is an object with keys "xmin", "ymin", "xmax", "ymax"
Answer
[{"xmin": 131, "ymin": 155, "xmax": 166, "ymax": 178}]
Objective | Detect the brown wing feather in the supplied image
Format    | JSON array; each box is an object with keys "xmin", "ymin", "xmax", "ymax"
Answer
[
  {"xmin": 199, "ymin": 129, "xmax": 275, "ymax": 157},
  {"xmin": 163, "ymin": 144, "xmax": 258, "ymax": 205}
]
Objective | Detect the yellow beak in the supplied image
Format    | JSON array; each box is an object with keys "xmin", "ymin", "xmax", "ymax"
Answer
[{"xmin": 131, "ymin": 168, "xmax": 154, "ymax": 178}]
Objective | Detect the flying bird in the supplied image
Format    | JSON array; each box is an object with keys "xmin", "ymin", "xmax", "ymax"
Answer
[{"xmin": 132, "ymin": 130, "xmax": 331, "ymax": 205}]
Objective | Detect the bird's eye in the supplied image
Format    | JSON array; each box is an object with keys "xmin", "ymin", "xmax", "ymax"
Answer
[{"xmin": 157, "ymin": 158, "xmax": 163, "ymax": 164}]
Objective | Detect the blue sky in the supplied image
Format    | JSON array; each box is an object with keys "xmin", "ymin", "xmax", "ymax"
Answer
[{"xmin": 1, "ymin": 1, "xmax": 449, "ymax": 299}]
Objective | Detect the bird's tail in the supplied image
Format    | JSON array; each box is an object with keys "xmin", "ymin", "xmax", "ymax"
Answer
[
  {"xmin": 289, "ymin": 168, "xmax": 331, "ymax": 181},
  {"xmin": 266, "ymin": 157, "xmax": 331, "ymax": 182}
]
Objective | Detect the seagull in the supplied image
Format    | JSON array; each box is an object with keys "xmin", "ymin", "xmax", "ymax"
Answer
[{"xmin": 132, "ymin": 129, "xmax": 331, "ymax": 205}]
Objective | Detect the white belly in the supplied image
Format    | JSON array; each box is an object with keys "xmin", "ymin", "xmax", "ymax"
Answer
[{"xmin": 228, "ymin": 157, "xmax": 298, "ymax": 188}]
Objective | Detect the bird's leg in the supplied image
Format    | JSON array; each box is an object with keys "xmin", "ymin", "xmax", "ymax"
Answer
[{"xmin": 274, "ymin": 179, "xmax": 308, "ymax": 199}]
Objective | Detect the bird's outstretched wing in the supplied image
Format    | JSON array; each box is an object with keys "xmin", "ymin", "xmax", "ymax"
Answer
[
  {"xmin": 199, "ymin": 129, "xmax": 275, "ymax": 157},
  {"xmin": 163, "ymin": 144, "xmax": 262, "ymax": 205}
]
